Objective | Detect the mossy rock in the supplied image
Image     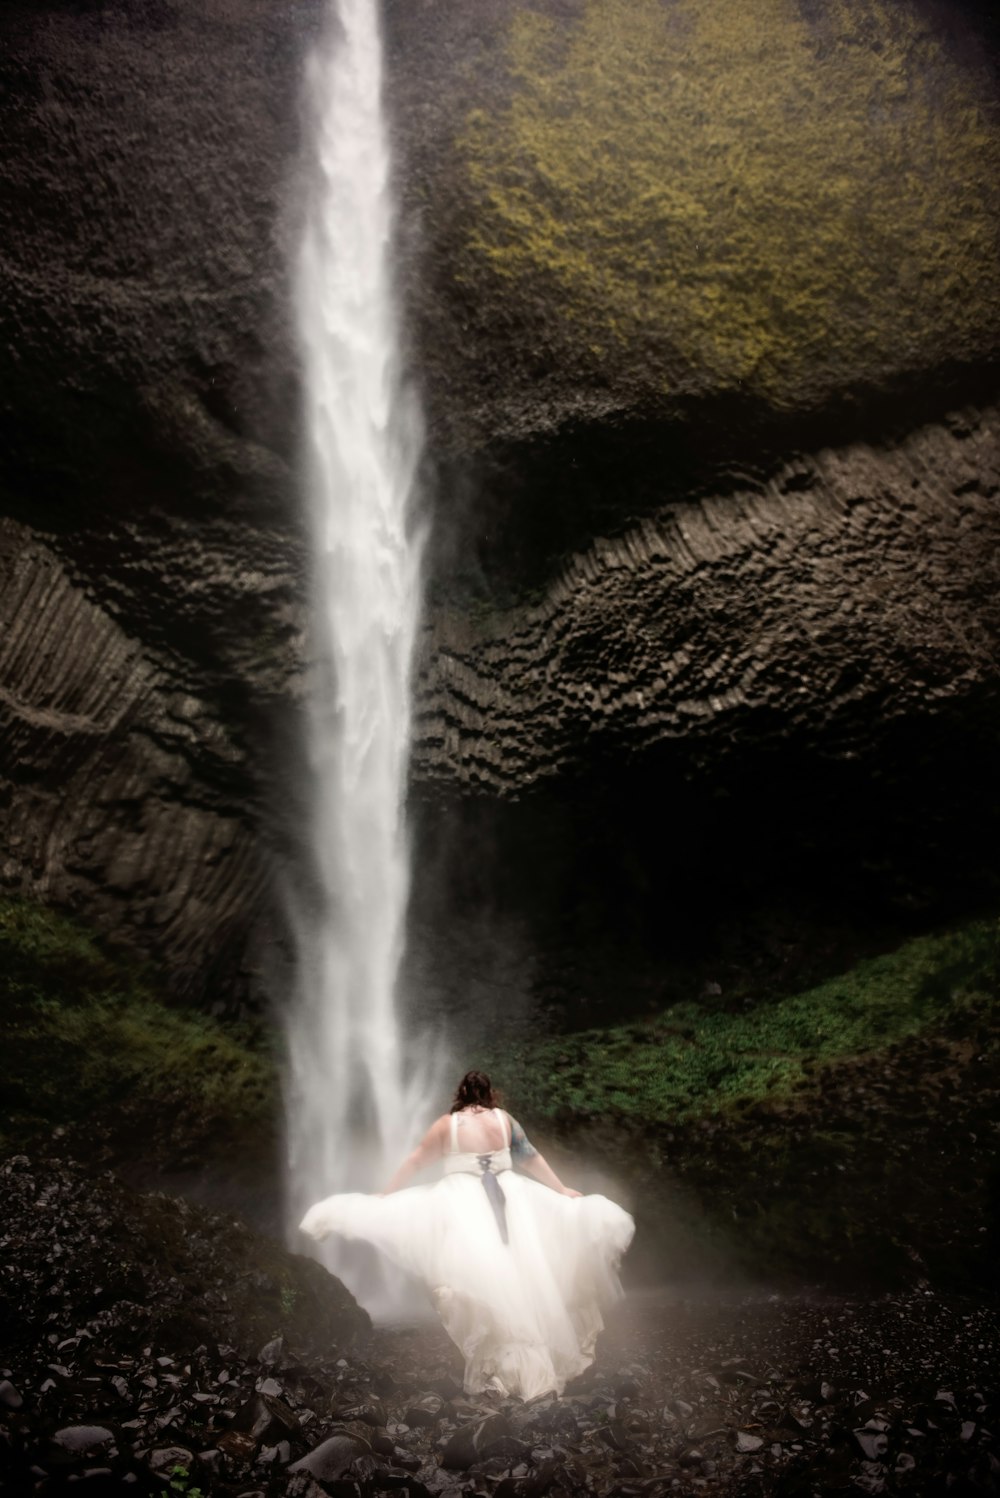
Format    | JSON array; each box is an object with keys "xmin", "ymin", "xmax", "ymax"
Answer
[
  {"xmin": 398, "ymin": 0, "xmax": 1000, "ymax": 443},
  {"xmin": 497, "ymin": 914, "xmax": 1000, "ymax": 1290},
  {"xmin": 0, "ymin": 898, "xmax": 279, "ymax": 1166},
  {"xmin": 499, "ymin": 915, "xmax": 1000, "ymax": 1126}
]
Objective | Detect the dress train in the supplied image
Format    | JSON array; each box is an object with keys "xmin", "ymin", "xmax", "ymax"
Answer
[{"xmin": 300, "ymin": 1144, "xmax": 634, "ymax": 1399}]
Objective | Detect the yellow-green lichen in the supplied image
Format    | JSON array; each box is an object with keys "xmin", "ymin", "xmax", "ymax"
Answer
[{"xmin": 458, "ymin": 0, "xmax": 1000, "ymax": 401}]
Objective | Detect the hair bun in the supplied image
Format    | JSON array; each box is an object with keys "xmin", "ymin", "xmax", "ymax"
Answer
[{"xmin": 451, "ymin": 1069, "xmax": 499, "ymax": 1112}]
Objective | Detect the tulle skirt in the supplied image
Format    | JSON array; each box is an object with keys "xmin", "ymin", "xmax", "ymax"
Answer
[{"xmin": 300, "ymin": 1171, "xmax": 634, "ymax": 1400}]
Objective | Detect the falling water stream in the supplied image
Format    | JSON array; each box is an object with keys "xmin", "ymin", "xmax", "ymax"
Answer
[{"xmin": 286, "ymin": 0, "xmax": 436, "ymax": 1318}]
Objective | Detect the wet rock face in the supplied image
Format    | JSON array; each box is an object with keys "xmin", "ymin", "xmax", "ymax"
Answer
[
  {"xmin": 1, "ymin": 0, "xmax": 1000, "ymax": 997},
  {"xmin": 0, "ymin": 0, "xmax": 304, "ymax": 520},
  {"xmin": 0, "ymin": 515, "xmax": 292, "ymax": 996},
  {"xmin": 408, "ymin": 403, "xmax": 1000, "ymax": 1015},
  {"xmin": 416, "ymin": 408, "xmax": 1000, "ymax": 794},
  {"xmin": 0, "ymin": 0, "xmax": 316, "ymax": 998},
  {"xmin": 386, "ymin": 0, "xmax": 1000, "ymax": 451}
]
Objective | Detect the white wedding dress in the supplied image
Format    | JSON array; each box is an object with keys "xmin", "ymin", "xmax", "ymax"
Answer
[{"xmin": 300, "ymin": 1108, "xmax": 634, "ymax": 1400}]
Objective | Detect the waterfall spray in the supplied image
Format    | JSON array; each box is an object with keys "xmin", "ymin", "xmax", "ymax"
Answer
[{"xmin": 287, "ymin": 0, "xmax": 435, "ymax": 1316}]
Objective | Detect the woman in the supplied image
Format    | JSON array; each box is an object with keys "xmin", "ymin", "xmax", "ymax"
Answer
[{"xmin": 300, "ymin": 1070, "xmax": 634, "ymax": 1400}]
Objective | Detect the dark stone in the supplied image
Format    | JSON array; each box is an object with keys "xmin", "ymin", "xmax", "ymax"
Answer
[
  {"xmin": 853, "ymin": 1427, "xmax": 890, "ymax": 1461},
  {"xmin": 286, "ymin": 1476, "xmax": 330, "ymax": 1498},
  {"xmin": 148, "ymin": 1446, "xmax": 196, "ymax": 1471},
  {"xmin": 440, "ymin": 1414, "xmax": 514, "ymax": 1471},
  {"xmin": 735, "ymin": 1432, "xmax": 764, "ymax": 1453},
  {"xmin": 227, "ymin": 1390, "xmax": 301, "ymax": 1448},
  {"xmin": 427, "ymin": 1375, "xmax": 463, "ymax": 1401},
  {"xmin": 217, "ymin": 1427, "xmax": 258, "ymax": 1463},
  {"xmin": 335, "ymin": 1398, "xmax": 388, "ymax": 1427},
  {"xmin": 480, "ymin": 1435, "xmax": 531, "ymax": 1464},
  {"xmin": 404, "ymin": 1396, "xmax": 445, "ymax": 1429},
  {"xmin": 258, "ymin": 1338, "xmax": 285, "ymax": 1366},
  {"xmin": 50, "ymin": 1426, "xmax": 115, "ymax": 1455},
  {"xmin": 391, "ymin": 1448, "xmax": 423, "ymax": 1471},
  {"xmin": 0, "ymin": 1380, "xmax": 24, "ymax": 1410},
  {"xmin": 289, "ymin": 1433, "xmax": 373, "ymax": 1482}
]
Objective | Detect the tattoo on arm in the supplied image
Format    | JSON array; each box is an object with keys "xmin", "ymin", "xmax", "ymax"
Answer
[{"xmin": 509, "ymin": 1117, "xmax": 539, "ymax": 1162}]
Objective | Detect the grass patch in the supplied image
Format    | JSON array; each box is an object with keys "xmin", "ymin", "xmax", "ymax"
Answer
[
  {"xmin": 498, "ymin": 916, "xmax": 999, "ymax": 1127},
  {"xmin": 0, "ymin": 899, "xmax": 277, "ymax": 1153}
]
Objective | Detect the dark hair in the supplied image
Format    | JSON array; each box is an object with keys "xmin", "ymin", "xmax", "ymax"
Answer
[{"xmin": 450, "ymin": 1070, "xmax": 499, "ymax": 1113}]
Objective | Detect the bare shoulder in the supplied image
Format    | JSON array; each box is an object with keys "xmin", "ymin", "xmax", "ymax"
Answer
[{"xmin": 412, "ymin": 1113, "xmax": 450, "ymax": 1160}]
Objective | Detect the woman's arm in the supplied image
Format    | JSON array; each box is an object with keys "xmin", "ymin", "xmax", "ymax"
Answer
[
  {"xmin": 507, "ymin": 1114, "xmax": 581, "ymax": 1197},
  {"xmin": 380, "ymin": 1114, "xmax": 449, "ymax": 1194},
  {"xmin": 519, "ymin": 1151, "xmax": 582, "ymax": 1197}
]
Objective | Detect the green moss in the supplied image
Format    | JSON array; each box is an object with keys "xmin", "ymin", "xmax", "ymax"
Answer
[
  {"xmin": 458, "ymin": 0, "xmax": 1000, "ymax": 401},
  {"xmin": 496, "ymin": 915, "xmax": 999, "ymax": 1125},
  {"xmin": 0, "ymin": 899, "xmax": 277, "ymax": 1150}
]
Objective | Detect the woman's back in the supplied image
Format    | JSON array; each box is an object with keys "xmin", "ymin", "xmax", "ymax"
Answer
[{"xmin": 450, "ymin": 1106, "xmax": 508, "ymax": 1154}]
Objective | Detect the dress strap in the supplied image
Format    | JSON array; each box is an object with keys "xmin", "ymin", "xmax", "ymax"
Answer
[
  {"xmin": 495, "ymin": 1107, "xmax": 511, "ymax": 1145},
  {"xmin": 449, "ymin": 1112, "xmax": 459, "ymax": 1153}
]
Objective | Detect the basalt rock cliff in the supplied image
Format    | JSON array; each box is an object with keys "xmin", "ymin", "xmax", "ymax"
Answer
[{"xmin": 1, "ymin": 0, "xmax": 999, "ymax": 1003}]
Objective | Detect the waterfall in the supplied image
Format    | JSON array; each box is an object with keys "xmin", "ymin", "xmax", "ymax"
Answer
[{"xmin": 286, "ymin": 0, "xmax": 435, "ymax": 1317}]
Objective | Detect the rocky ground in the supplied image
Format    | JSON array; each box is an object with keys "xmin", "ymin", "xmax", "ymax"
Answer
[{"xmin": 2, "ymin": 1155, "xmax": 997, "ymax": 1497}]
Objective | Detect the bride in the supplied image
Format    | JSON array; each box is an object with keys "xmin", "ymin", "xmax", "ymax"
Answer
[{"xmin": 299, "ymin": 1070, "xmax": 635, "ymax": 1400}]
